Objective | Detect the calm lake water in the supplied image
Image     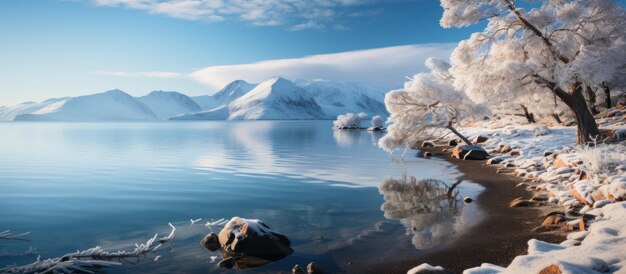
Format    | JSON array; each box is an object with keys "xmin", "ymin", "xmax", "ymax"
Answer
[{"xmin": 0, "ymin": 121, "xmax": 483, "ymax": 273}]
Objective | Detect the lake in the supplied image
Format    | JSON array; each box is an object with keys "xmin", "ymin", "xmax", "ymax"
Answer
[{"xmin": 0, "ymin": 121, "xmax": 483, "ymax": 273}]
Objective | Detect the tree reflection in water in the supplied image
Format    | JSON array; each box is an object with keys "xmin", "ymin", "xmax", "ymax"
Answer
[{"xmin": 378, "ymin": 176, "xmax": 464, "ymax": 249}]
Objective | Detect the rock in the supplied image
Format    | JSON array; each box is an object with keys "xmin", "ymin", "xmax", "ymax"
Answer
[
  {"xmin": 448, "ymin": 139, "xmax": 458, "ymax": 146},
  {"xmin": 218, "ymin": 217, "xmax": 293, "ymax": 260},
  {"xmin": 463, "ymin": 197, "xmax": 473, "ymax": 204},
  {"xmin": 571, "ymin": 187, "xmax": 591, "ymax": 206},
  {"xmin": 530, "ymin": 193, "xmax": 548, "ymax": 202},
  {"xmin": 579, "ymin": 218, "xmax": 587, "ymax": 231},
  {"xmin": 422, "ymin": 141, "xmax": 435, "ymax": 148},
  {"xmin": 539, "ymin": 264, "xmax": 562, "ymax": 274},
  {"xmin": 367, "ymin": 126, "xmax": 383, "ymax": 131},
  {"xmin": 292, "ymin": 264, "xmax": 304, "ymax": 274},
  {"xmin": 474, "ymin": 135, "xmax": 489, "ymax": 143},
  {"xmin": 543, "ymin": 151, "xmax": 554, "ymax": 157},
  {"xmin": 542, "ymin": 215, "xmax": 566, "ymax": 226},
  {"xmin": 201, "ymin": 232, "xmax": 221, "ymax": 252},
  {"xmin": 591, "ymin": 189, "xmax": 607, "ymax": 202},
  {"xmin": 509, "ymin": 150, "xmax": 521, "ymax": 157},
  {"xmin": 307, "ymin": 262, "xmax": 323, "ymax": 274},
  {"xmin": 486, "ymin": 156, "xmax": 510, "ymax": 165},
  {"xmin": 452, "ymin": 145, "xmax": 489, "ymax": 160},
  {"xmin": 593, "ymin": 199, "xmax": 612, "ymax": 208},
  {"xmin": 509, "ymin": 198, "xmax": 535, "ymax": 207},
  {"xmin": 499, "ymin": 145, "xmax": 512, "ymax": 153},
  {"xmin": 553, "ymin": 157, "xmax": 569, "ymax": 168},
  {"xmin": 505, "ymin": 163, "xmax": 516, "ymax": 168},
  {"xmin": 424, "ymin": 152, "xmax": 432, "ymax": 157}
]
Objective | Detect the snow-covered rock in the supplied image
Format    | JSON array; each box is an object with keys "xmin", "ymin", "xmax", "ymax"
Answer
[
  {"xmin": 14, "ymin": 90, "xmax": 157, "ymax": 121},
  {"xmin": 137, "ymin": 91, "xmax": 202, "ymax": 119},
  {"xmin": 217, "ymin": 217, "xmax": 292, "ymax": 259}
]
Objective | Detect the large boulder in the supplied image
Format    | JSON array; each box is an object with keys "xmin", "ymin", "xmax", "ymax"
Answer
[
  {"xmin": 218, "ymin": 217, "xmax": 293, "ymax": 261},
  {"xmin": 452, "ymin": 145, "xmax": 489, "ymax": 160},
  {"xmin": 201, "ymin": 232, "xmax": 220, "ymax": 251}
]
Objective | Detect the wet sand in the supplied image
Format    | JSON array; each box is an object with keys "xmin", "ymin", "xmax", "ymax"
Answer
[{"xmin": 353, "ymin": 147, "xmax": 566, "ymax": 274}]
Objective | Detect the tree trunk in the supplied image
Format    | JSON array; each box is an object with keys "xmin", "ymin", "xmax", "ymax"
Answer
[
  {"xmin": 551, "ymin": 113, "xmax": 563, "ymax": 124},
  {"xmin": 537, "ymin": 79, "xmax": 601, "ymax": 145},
  {"xmin": 519, "ymin": 104, "xmax": 536, "ymax": 123},
  {"xmin": 566, "ymin": 84, "xmax": 601, "ymax": 144},
  {"xmin": 446, "ymin": 122, "xmax": 473, "ymax": 146},
  {"xmin": 584, "ymin": 85, "xmax": 599, "ymax": 114},
  {"xmin": 603, "ymin": 83, "xmax": 612, "ymax": 109}
]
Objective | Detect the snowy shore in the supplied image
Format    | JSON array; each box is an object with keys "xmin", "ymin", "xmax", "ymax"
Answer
[{"xmin": 411, "ymin": 118, "xmax": 626, "ymax": 273}]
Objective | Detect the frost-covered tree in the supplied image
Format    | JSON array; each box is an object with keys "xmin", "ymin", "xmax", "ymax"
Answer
[
  {"xmin": 442, "ymin": 0, "xmax": 626, "ymax": 144},
  {"xmin": 371, "ymin": 115, "xmax": 384, "ymax": 128},
  {"xmin": 333, "ymin": 112, "xmax": 367, "ymax": 129},
  {"xmin": 379, "ymin": 58, "xmax": 487, "ymax": 152}
]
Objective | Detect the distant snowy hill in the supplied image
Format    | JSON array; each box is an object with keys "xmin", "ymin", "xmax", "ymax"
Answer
[
  {"xmin": 14, "ymin": 90, "xmax": 157, "ymax": 121},
  {"xmin": 192, "ymin": 80, "xmax": 256, "ymax": 110},
  {"xmin": 1, "ymin": 78, "xmax": 390, "ymax": 121},
  {"xmin": 0, "ymin": 97, "xmax": 70, "ymax": 121},
  {"xmin": 137, "ymin": 91, "xmax": 201, "ymax": 119},
  {"xmin": 296, "ymin": 79, "xmax": 388, "ymax": 118}
]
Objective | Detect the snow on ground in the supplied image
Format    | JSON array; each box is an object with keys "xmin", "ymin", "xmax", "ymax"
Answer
[
  {"xmin": 412, "ymin": 113, "xmax": 626, "ymax": 274},
  {"xmin": 465, "ymin": 123, "xmax": 625, "ymax": 272}
]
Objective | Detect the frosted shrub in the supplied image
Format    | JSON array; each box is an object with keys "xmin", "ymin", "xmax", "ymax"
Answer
[
  {"xmin": 371, "ymin": 115, "xmax": 384, "ymax": 128},
  {"xmin": 579, "ymin": 143, "xmax": 626, "ymax": 179},
  {"xmin": 334, "ymin": 112, "xmax": 367, "ymax": 129}
]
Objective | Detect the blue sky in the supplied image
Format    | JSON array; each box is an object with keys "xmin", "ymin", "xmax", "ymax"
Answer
[
  {"xmin": 0, "ymin": 0, "xmax": 570, "ymax": 105},
  {"xmin": 0, "ymin": 0, "xmax": 483, "ymax": 105}
]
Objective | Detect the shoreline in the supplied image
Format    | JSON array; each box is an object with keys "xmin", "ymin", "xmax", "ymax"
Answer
[{"xmin": 354, "ymin": 146, "xmax": 567, "ymax": 273}]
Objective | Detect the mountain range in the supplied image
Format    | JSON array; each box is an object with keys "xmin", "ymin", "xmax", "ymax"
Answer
[{"xmin": 0, "ymin": 77, "xmax": 389, "ymax": 121}]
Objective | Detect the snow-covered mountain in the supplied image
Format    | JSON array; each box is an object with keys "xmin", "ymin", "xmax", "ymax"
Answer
[
  {"xmin": 228, "ymin": 77, "xmax": 325, "ymax": 120},
  {"xmin": 174, "ymin": 78, "xmax": 388, "ymax": 120},
  {"xmin": 1, "ymin": 78, "xmax": 390, "ymax": 121},
  {"xmin": 0, "ymin": 97, "xmax": 70, "ymax": 121},
  {"xmin": 13, "ymin": 90, "xmax": 157, "ymax": 121},
  {"xmin": 174, "ymin": 77, "xmax": 326, "ymax": 120},
  {"xmin": 191, "ymin": 80, "xmax": 256, "ymax": 110},
  {"xmin": 296, "ymin": 79, "xmax": 388, "ymax": 118},
  {"xmin": 137, "ymin": 91, "xmax": 201, "ymax": 119}
]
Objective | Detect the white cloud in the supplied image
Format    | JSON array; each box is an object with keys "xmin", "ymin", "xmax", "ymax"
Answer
[
  {"xmin": 92, "ymin": 71, "xmax": 181, "ymax": 78},
  {"xmin": 189, "ymin": 43, "xmax": 457, "ymax": 90},
  {"xmin": 89, "ymin": 0, "xmax": 389, "ymax": 30}
]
